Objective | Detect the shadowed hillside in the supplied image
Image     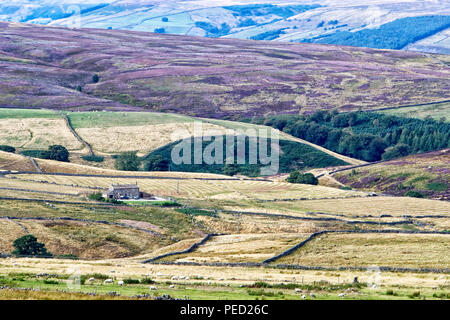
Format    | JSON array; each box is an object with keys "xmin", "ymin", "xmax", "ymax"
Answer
[{"xmin": 0, "ymin": 22, "xmax": 449, "ymax": 119}]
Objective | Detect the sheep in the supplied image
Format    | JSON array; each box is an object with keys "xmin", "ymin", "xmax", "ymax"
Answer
[
  {"xmin": 338, "ymin": 293, "xmax": 345, "ymax": 298},
  {"xmin": 185, "ymin": 276, "xmax": 190, "ymax": 281},
  {"xmin": 179, "ymin": 276, "xmax": 185, "ymax": 280},
  {"xmin": 87, "ymin": 278, "xmax": 95, "ymax": 283},
  {"xmin": 169, "ymin": 285, "xmax": 175, "ymax": 289},
  {"xmin": 171, "ymin": 276, "xmax": 178, "ymax": 281},
  {"xmin": 104, "ymin": 279, "xmax": 113, "ymax": 284},
  {"xmin": 295, "ymin": 288, "xmax": 302, "ymax": 293},
  {"xmin": 150, "ymin": 286, "xmax": 157, "ymax": 290},
  {"xmin": 156, "ymin": 272, "xmax": 163, "ymax": 277},
  {"xmin": 117, "ymin": 281, "xmax": 124, "ymax": 286},
  {"xmin": 301, "ymin": 295, "xmax": 306, "ymax": 299},
  {"xmin": 309, "ymin": 293, "xmax": 316, "ymax": 298}
]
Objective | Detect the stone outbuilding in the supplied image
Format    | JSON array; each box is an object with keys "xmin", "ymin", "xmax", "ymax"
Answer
[{"xmin": 102, "ymin": 184, "xmax": 140, "ymax": 200}]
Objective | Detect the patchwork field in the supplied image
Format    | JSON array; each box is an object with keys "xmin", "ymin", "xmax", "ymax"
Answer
[
  {"xmin": 161, "ymin": 234, "xmax": 311, "ymax": 263},
  {"xmin": 274, "ymin": 232, "xmax": 450, "ymax": 269},
  {"xmin": 1, "ymin": 109, "xmax": 354, "ymax": 173},
  {"xmin": 334, "ymin": 149, "xmax": 450, "ymax": 200},
  {"xmin": 4, "ymin": 173, "xmax": 366, "ymax": 201}
]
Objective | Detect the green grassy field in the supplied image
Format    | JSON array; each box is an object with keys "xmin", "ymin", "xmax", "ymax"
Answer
[
  {"xmin": 378, "ymin": 102, "xmax": 450, "ymax": 122},
  {"xmin": 66, "ymin": 111, "xmax": 196, "ymax": 129},
  {"xmin": 0, "ymin": 273, "xmax": 448, "ymax": 300},
  {"xmin": 0, "ymin": 108, "xmax": 59, "ymax": 119}
]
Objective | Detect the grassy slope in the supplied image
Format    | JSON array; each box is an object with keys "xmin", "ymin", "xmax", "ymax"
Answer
[
  {"xmin": 378, "ymin": 101, "xmax": 450, "ymax": 122},
  {"xmin": 334, "ymin": 149, "xmax": 449, "ymax": 200},
  {"xmin": 0, "ymin": 22, "xmax": 449, "ymax": 118},
  {"xmin": 274, "ymin": 232, "xmax": 450, "ymax": 269}
]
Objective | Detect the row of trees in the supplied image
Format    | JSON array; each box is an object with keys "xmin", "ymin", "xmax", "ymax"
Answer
[{"xmin": 260, "ymin": 110, "xmax": 450, "ymax": 162}]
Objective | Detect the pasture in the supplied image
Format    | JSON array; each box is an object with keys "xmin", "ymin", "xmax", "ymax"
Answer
[
  {"xmin": 274, "ymin": 232, "xmax": 450, "ymax": 269},
  {"xmin": 160, "ymin": 233, "xmax": 311, "ymax": 263}
]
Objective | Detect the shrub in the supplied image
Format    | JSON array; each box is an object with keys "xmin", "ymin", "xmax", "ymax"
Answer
[
  {"xmin": 286, "ymin": 171, "xmax": 318, "ymax": 185},
  {"xmin": 43, "ymin": 279, "xmax": 59, "ymax": 285},
  {"xmin": 386, "ymin": 289, "xmax": 397, "ymax": 296},
  {"xmin": 140, "ymin": 278, "xmax": 155, "ymax": 284},
  {"xmin": 115, "ymin": 151, "xmax": 141, "ymax": 171},
  {"xmin": 150, "ymin": 201, "xmax": 181, "ymax": 207},
  {"xmin": 251, "ymin": 281, "xmax": 270, "ymax": 288},
  {"xmin": 222, "ymin": 163, "xmax": 240, "ymax": 176},
  {"xmin": 382, "ymin": 144, "xmax": 410, "ymax": 160},
  {"xmin": 176, "ymin": 208, "xmax": 218, "ymax": 217},
  {"xmin": 408, "ymin": 291, "xmax": 421, "ymax": 298},
  {"xmin": 82, "ymin": 155, "xmax": 104, "ymax": 162},
  {"xmin": 92, "ymin": 74, "xmax": 100, "ymax": 83},
  {"xmin": 123, "ymin": 278, "xmax": 140, "ymax": 284},
  {"xmin": 426, "ymin": 182, "xmax": 447, "ymax": 192},
  {"xmin": 56, "ymin": 254, "xmax": 78, "ymax": 260},
  {"xmin": 0, "ymin": 145, "xmax": 15, "ymax": 153},
  {"xmin": 88, "ymin": 192, "xmax": 104, "ymax": 201},
  {"xmin": 12, "ymin": 235, "xmax": 52, "ymax": 258},
  {"xmin": 404, "ymin": 190, "xmax": 424, "ymax": 198}
]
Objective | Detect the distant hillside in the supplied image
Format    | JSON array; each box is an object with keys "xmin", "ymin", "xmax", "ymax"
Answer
[
  {"xmin": 0, "ymin": 22, "xmax": 449, "ymax": 119},
  {"xmin": 334, "ymin": 149, "xmax": 450, "ymax": 200},
  {"xmin": 1, "ymin": 1, "xmax": 449, "ymax": 53}
]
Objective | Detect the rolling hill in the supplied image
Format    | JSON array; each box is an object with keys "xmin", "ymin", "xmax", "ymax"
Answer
[
  {"xmin": 334, "ymin": 149, "xmax": 450, "ymax": 200},
  {"xmin": 1, "ymin": 1, "xmax": 449, "ymax": 54},
  {"xmin": 0, "ymin": 22, "xmax": 449, "ymax": 119}
]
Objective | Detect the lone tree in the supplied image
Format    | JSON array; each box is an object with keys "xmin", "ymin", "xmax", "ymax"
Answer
[
  {"xmin": 286, "ymin": 171, "xmax": 318, "ymax": 185},
  {"xmin": 92, "ymin": 74, "xmax": 100, "ymax": 83},
  {"xmin": 12, "ymin": 235, "xmax": 52, "ymax": 257},
  {"xmin": 115, "ymin": 151, "xmax": 141, "ymax": 171},
  {"xmin": 145, "ymin": 155, "xmax": 169, "ymax": 171},
  {"xmin": 42, "ymin": 145, "xmax": 70, "ymax": 162}
]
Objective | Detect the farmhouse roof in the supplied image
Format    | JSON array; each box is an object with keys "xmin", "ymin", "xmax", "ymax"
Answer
[{"xmin": 109, "ymin": 184, "xmax": 139, "ymax": 189}]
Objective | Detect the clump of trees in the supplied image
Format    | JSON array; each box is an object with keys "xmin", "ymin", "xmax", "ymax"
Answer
[
  {"xmin": 145, "ymin": 155, "xmax": 169, "ymax": 171},
  {"xmin": 42, "ymin": 145, "xmax": 70, "ymax": 162},
  {"xmin": 22, "ymin": 145, "xmax": 70, "ymax": 162},
  {"xmin": 257, "ymin": 110, "xmax": 450, "ymax": 162},
  {"xmin": 0, "ymin": 145, "xmax": 15, "ymax": 153},
  {"xmin": 114, "ymin": 151, "xmax": 141, "ymax": 171},
  {"xmin": 286, "ymin": 171, "xmax": 318, "ymax": 185},
  {"xmin": 12, "ymin": 235, "xmax": 52, "ymax": 258}
]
